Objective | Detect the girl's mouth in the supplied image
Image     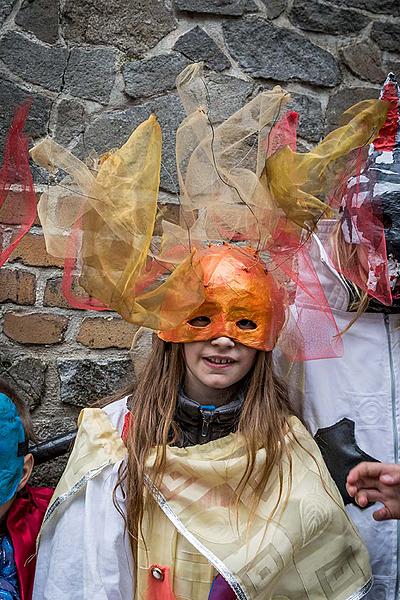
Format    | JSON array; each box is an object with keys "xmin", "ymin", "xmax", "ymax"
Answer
[{"xmin": 203, "ymin": 356, "xmax": 236, "ymax": 368}]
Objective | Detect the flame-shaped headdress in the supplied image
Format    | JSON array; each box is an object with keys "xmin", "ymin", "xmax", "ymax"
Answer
[
  {"xmin": 30, "ymin": 63, "xmax": 388, "ymax": 357},
  {"xmin": 331, "ymin": 72, "xmax": 400, "ymax": 305}
]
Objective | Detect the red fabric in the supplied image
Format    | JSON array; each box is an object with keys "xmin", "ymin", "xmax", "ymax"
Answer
[
  {"xmin": 147, "ymin": 565, "xmax": 176, "ymax": 600},
  {"xmin": 121, "ymin": 411, "xmax": 132, "ymax": 444},
  {"xmin": 373, "ymin": 80, "xmax": 398, "ymax": 152},
  {"xmin": 6, "ymin": 485, "xmax": 53, "ymax": 600},
  {"xmin": 0, "ymin": 100, "xmax": 36, "ymax": 267},
  {"xmin": 265, "ymin": 110, "xmax": 298, "ymax": 157}
]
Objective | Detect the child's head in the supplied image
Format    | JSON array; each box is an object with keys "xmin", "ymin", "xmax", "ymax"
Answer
[{"xmin": 0, "ymin": 381, "xmax": 34, "ymax": 520}]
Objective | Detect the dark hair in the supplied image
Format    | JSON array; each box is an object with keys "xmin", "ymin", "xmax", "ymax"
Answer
[{"xmin": 0, "ymin": 379, "xmax": 37, "ymax": 444}]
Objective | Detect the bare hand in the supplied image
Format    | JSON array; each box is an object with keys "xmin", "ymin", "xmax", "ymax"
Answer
[{"xmin": 346, "ymin": 462, "xmax": 400, "ymax": 521}]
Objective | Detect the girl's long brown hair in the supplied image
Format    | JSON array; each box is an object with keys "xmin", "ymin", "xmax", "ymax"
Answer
[{"xmin": 114, "ymin": 337, "xmax": 296, "ymax": 566}]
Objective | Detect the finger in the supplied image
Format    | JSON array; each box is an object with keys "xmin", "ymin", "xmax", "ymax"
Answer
[
  {"xmin": 346, "ymin": 482, "xmax": 357, "ymax": 497},
  {"xmin": 373, "ymin": 506, "xmax": 392, "ymax": 521},
  {"xmin": 347, "ymin": 462, "xmax": 386, "ymax": 484},
  {"xmin": 355, "ymin": 492, "xmax": 369, "ymax": 508},
  {"xmin": 380, "ymin": 465, "xmax": 400, "ymax": 486},
  {"xmin": 355, "ymin": 489, "xmax": 383, "ymax": 507},
  {"xmin": 346, "ymin": 476, "xmax": 383, "ymax": 492}
]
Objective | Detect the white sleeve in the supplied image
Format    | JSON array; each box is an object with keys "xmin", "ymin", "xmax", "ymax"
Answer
[{"xmin": 33, "ymin": 462, "xmax": 133, "ymax": 600}]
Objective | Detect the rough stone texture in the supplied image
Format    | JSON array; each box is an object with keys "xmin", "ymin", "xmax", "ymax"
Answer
[
  {"xmin": 0, "ymin": 269, "xmax": 36, "ymax": 305},
  {"xmin": 0, "ymin": 0, "xmax": 16, "ymax": 28},
  {"xmin": 63, "ymin": 46, "xmax": 117, "ymax": 105},
  {"xmin": 30, "ymin": 415, "xmax": 77, "ymax": 486},
  {"xmin": 43, "ymin": 276, "xmax": 90, "ymax": 309},
  {"xmin": 385, "ymin": 61, "xmax": 400, "ymax": 79},
  {"xmin": 0, "ymin": 353, "xmax": 47, "ymax": 410},
  {"xmin": 173, "ymin": 26, "xmax": 230, "ymax": 72},
  {"xmin": 54, "ymin": 98, "xmax": 86, "ymax": 146},
  {"xmin": 334, "ymin": 0, "xmax": 400, "ymax": 16},
  {"xmin": 9, "ymin": 233, "xmax": 64, "ymax": 268},
  {"xmin": 174, "ymin": 0, "xmax": 257, "ymax": 15},
  {"xmin": 326, "ymin": 86, "xmax": 378, "ymax": 132},
  {"xmin": 58, "ymin": 358, "xmax": 135, "ymax": 407},
  {"xmin": 0, "ymin": 31, "xmax": 67, "ymax": 92},
  {"xmin": 341, "ymin": 40, "xmax": 385, "ymax": 84},
  {"xmin": 77, "ymin": 317, "xmax": 139, "ymax": 349},
  {"xmin": 84, "ymin": 95, "xmax": 186, "ymax": 193},
  {"xmin": 203, "ymin": 72, "xmax": 254, "ymax": 122},
  {"xmin": 62, "ymin": 0, "xmax": 176, "ymax": 57},
  {"xmin": 371, "ymin": 22, "xmax": 400, "ymax": 54},
  {"xmin": 3, "ymin": 311, "xmax": 69, "ymax": 345},
  {"xmin": 288, "ymin": 93, "xmax": 323, "ymax": 142},
  {"xmin": 223, "ymin": 18, "xmax": 340, "ymax": 87},
  {"xmin": 0, "ymin": 78, "xmax": 51, "ymax": 155},
  {"xmin": 261, "ymin": 0, "xmax": 286, "ymax": 19},
  {"xmin": 123, "ymin": 53, "xmax": 190, "ymax": 101},
  {"xmin": 289, "ymin": 0, "xmax": 370, "ymax": 35},
  {"xmin": 15, "ymin": 0, "xmax": 59, "ymax": 44}
]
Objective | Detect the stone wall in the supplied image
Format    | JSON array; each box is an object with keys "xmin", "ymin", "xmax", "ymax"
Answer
[{"xmin": 0, "ymin": 0, "xmax": 399, "ymax": 484}]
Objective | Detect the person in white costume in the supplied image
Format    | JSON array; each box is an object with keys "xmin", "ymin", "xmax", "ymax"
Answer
[{"xmin": 289, "ymin": 73, "xmax": 400, "ymax": 600}]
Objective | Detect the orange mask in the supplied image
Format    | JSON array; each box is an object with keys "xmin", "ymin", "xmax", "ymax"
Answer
[{"xmin": 158, "ymin": 245, "xmax": 286, "ymax": 351}]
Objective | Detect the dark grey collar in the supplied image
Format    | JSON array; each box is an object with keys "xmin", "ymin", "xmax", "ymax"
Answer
[{"xmin": 173, "ymin": 389, "xmax": 244, "ymax": 447}]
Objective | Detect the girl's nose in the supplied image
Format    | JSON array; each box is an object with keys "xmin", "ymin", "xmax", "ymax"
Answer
[{"xmin": 210, "ymin": 336, "xmax": 235, "ymax": 348}]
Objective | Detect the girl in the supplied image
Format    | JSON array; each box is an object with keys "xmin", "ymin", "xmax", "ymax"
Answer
[
  {"xmin": 30, "ymin": 64, "xmax": 387, "ymax": 599},
  {"xmin": 33, "ymin": 245, "xmax": 372, "ymax": 600}
]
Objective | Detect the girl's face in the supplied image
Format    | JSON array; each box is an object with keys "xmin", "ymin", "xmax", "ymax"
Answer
[{"xmin": 183, "ymin": 337, "xmax": 257, "ymax": 404}]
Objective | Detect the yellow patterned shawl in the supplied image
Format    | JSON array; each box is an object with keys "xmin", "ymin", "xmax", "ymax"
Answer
[{"xmin": 44, "ymin": 408, "xmax": 372, "ymax": 600}]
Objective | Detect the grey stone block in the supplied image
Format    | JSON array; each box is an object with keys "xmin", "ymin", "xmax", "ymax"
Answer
[
  {"xmin": 261, "ymin": 0, "xmax": 287, "ymax": 18},
  {"xmin": 84, "ymin": 94, "xmax": 186, "ymax": 193},
  {"xmin": 0, "ymin": 31, "xmax": 67, "ymax": 92},
  {"xmin": 341, "ymin": 40, "xmax": 385, "ymax": 84},
  {"xmin": 0, "ymin": 0, "xmax": 16, "ymax": 28},
  {"xmin": 289, "ymin": 0, "xmax": 370, "ymax": 35},
  {"xmin": 203, "ymin": 72, "xmax": 254, "ymax": 123},
  {"xmin": 63, "ymin": 46, "xmax": 117, "ymax": 104},
  {"xmin": 372, "ymin": 22, "xmax": 400, "ymax": 54},
  {"xmin": 223, "ymin": 17, "xmax": 340, "ymax": 88},
  {"xmin": 288, "ymin": 93, "xmax": 323, "ymax": 142},
  {"xmin": 326, "ymin": 86, "xmax": 378, "ymax": 133},
  {"xmin": 54, "ymin": 98, "xmax": 86, "ymax": 145},
  {"xmin": 15, "ymin": 0, "xmax": 59, "ymax": 44},
  {"xmin": 174, "ymin": 0, "xmax": 257, "ymax": 15},
  {"xmin": 0, "ymin": 353, "xmax": 47, "ymax": 410},
  {"xmin": 62, "ymin": 0, "xmax": 176, "ymax": 58},
  {"xmin": 173, "ymin": 26, "xmax": 230, "ymax": 72},
  {"xmin": 0, "ymin": 76, "xmax": 51, "ymax": 161},
  {"xmin": 123, "ymin": 53, "xmax": 190, "ymax": 101},
  {"xmin": 58, "ymin": 357, "xmax": 135, "ymax": 407},
  {"xmin": 334, "ymin": 0, "xmax": 400, "ymax": 16}
]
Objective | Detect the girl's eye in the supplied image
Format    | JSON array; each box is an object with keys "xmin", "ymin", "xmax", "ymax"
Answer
[
  {"xmin": 188, "ymin": 316, "xmax": 211, "ymax": 328},
  {"xmin": 237, "ymin": 319, "xmax": 257, "ymax": 330}
]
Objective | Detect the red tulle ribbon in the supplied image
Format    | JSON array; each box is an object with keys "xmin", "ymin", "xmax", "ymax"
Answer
[{"xmin": 0, "ymin": 100, "xmax": 36, "ymax": 267}]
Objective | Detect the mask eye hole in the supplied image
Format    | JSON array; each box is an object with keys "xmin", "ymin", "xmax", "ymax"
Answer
[
  {"xmin": 237, "ymin": 319, "xmax": 257, "ymax": 330},
  {"xmin": 188, "ymin": 316, "xmax": 211, "ymax": 328}
]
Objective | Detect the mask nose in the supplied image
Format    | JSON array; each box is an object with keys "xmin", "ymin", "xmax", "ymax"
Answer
[{"xmin": 210, "ymin": 336, "xmax": 235, "ymax": 348}]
